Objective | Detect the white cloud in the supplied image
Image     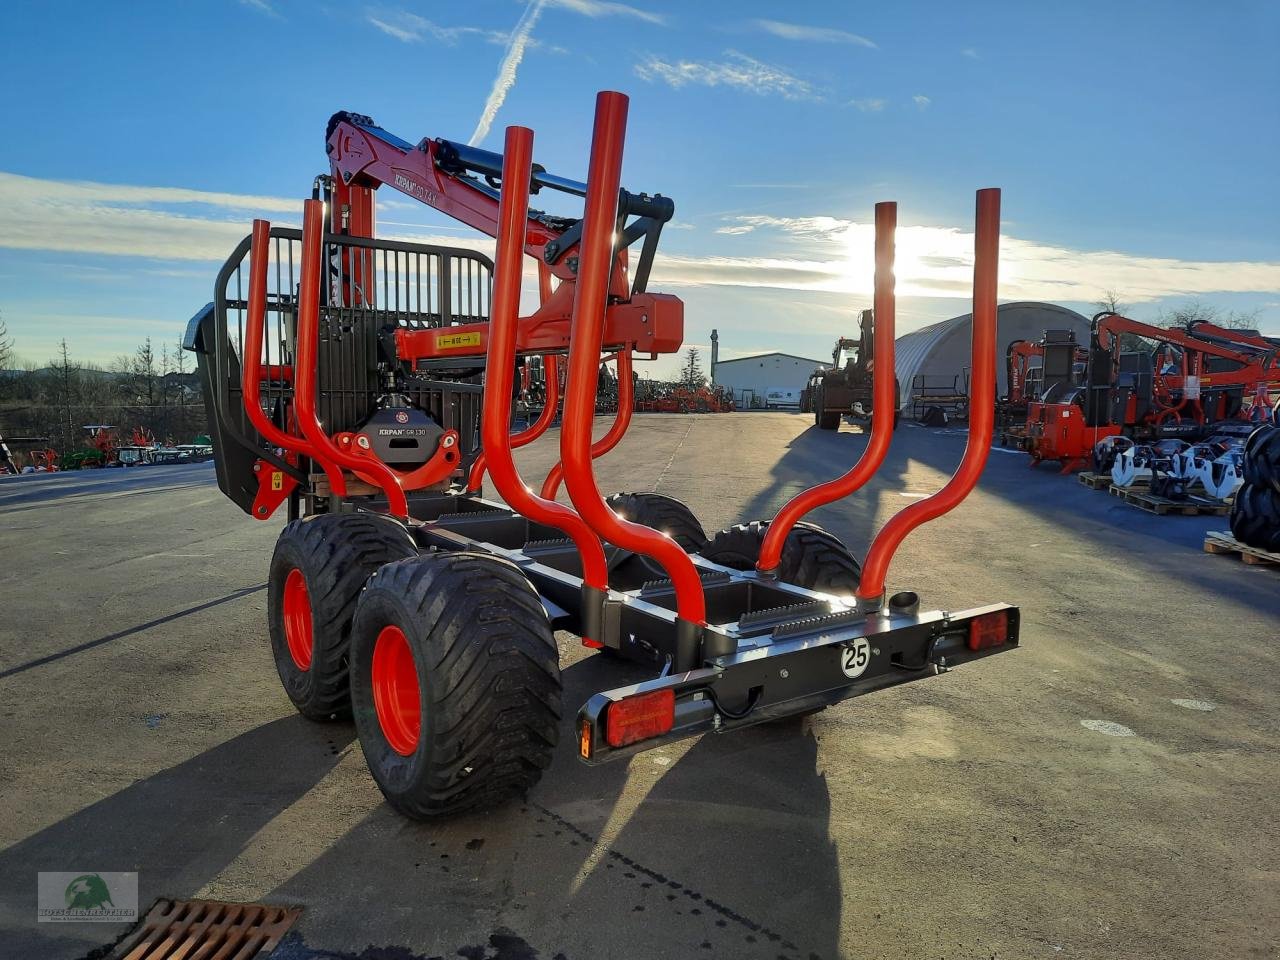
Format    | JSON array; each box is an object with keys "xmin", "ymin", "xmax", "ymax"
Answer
[
  {"xmin": 239, "ymin": 0, "xmax": 281, "ymax": 18},
  {"xmin": 367, "ymin": 16, "xmax": 419, "ymax": 42},
  {"xmin": 366, "ymin": 10, "xmax": 509, "ymax": 45},
  {"xmin": 365, "ymin": 10, "xmax": 568, "ymax": 53},
  {"xmin": 913, "ymin": 94, "xmax": 931, "ymax": 110},
  {"xmin": 961, "ymin": 47, "xmax": 980, "ymax": 59},
  {"xmin": 469, "ymin": 0, "xmax": 548, "ymax": 146},
  {"xmin": 3, "ymin": 172, "xmax": 1276, "ymax": 312},
  {"xmin": 750, "ymin": 18, "xmax": 876, "ymax": 48},
  {"xmin": 655, "ymin": 213, "xmax": 1280, "ymax": 305},
  {"xmin": 0, "ymin": 172, "xmax": 299, "ymax": 214},
  {"xmin": 547, "ymin": 0, "xmax": 665, "ymax": 25},
  {"xmin": 850, "ymin": 97, "xmax": 887, "ymax": 112},
  {"xmin": 0, "ymin": 172, "xmax": 283, "ymax": 261},
  {"xmin": 455, "ymin": 0, "xmax": 660, "ymax": 148},
  {"xmin": 634, "ymin": 50, "xmax": 817, "ymax": 100}
]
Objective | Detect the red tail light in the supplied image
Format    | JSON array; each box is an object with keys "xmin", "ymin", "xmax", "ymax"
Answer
[
  {"xmin": 605, "ymin": 689, "xmax": 675, "ymax": 747},
  {"xmin": 968, "ymin": 611, "xmax": 1009, "ymax": 651}
]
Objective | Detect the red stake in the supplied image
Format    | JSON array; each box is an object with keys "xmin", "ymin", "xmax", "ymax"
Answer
[
  {"xmin": 241, "ymin": 218, "xmax": 346, "ymax": 498},
  {"xmin": 559, "ymin": 92, "xmax": 707, "ymax": 629},
  {"xmin": 481, "ymin": 125, "xmax": 610, "ymax": 621},
  {"xmin": 542, "ymin": 349, "xmax": 634, "ymax": 499},
  {"xmin": 756, "ymin": 201, "xmax": 898, "ymax": 575},
  {"xmin": 856, "ymin": 189, "xmax": 1001, "ymax": 603},
  {"xmin": 293, "ymin": 199, "xmax": 410, "ymax": 518},
  {"xmin": 468, "ymin": 263, "xmax": 562, "ymax": 492},
  {"xmin": 467, "ymin": 354, "xmax": 560, "ymax": 492}
]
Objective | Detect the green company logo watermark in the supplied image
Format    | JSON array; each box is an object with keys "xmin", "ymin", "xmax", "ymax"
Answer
[{"xmin": 38, "ymin": 872, "xmax": 138, "ymax": 923}]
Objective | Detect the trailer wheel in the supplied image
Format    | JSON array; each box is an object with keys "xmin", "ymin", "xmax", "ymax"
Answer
[
  {"xmin": 349, "ymin": 553, "xmax": 561, "ymax": 819},
  {"xmin": 605, "ymin": 492, "xmax": 709, "ymax": 551},
  {"xmin": 1230, "ymin": 483, "xmax": 1280, "ymax": 551},
  {"xmin": 267, "ymin": 512, "xmax": 417, "ymax": 721},
  {"xmin": 700, "ymin": 520, "xmax": 861, "ymax": 596}
]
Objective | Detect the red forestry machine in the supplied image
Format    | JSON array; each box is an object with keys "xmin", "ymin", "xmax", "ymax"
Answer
[
  {"xmin": 185, "ymin": 92, "xmax": 1019, "ymax": 819},
  {"xmin": 1019, "ymin": 313, "xmax": 1280, "ymax": 472}
]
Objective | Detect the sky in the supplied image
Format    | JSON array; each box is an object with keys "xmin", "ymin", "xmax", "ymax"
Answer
[{"xmin": 1, "ymin": 0, "xmax": 1278, "ymax": 377}]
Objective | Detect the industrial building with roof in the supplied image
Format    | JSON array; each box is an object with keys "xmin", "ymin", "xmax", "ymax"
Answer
[
  {"xmin": 893, "ymin": 301, "xmax": 1090, "ymax": 409},
  {"xmin": 708, "ymin": 302, "xmax": 1088, "ymax": 413},
  {"xmin": 709, "ymin": 330, "xmax": 826, "ymax": 408}
]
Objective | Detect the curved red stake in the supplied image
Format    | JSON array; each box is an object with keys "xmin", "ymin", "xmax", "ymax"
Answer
[
  {"xmin": 481, "ymin": 124, "xmax": 610, "ymax": 617},
  {"xmin": 467, "ymin": 262, "xmax": 562, "ymax": 492},
  {"xmin": 559, "ymin": 91, "xmax": 707, "ymax": 629},
  {"xmin": 467, "ymin": 355, "xmax": 559, "ymax": 491},
  {"xmin": 541, "ymin": 350, "xmax": 633, "ymax": 499},
  {"xmin": 856, "ymin": 188, "xmax": 1001, "ymax": 603},
  {"xmin": 756, "ymin": 201, "xmax": 897, "ymax": 575},
  {"xmin": 242, "ymin": 218, "xmax": 346, "ymax": 498},
  {"xmin": 293, "ymin": 199, "xmax": 410, "ymax": 518}
]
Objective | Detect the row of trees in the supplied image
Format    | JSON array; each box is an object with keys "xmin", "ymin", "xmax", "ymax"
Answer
[{"xmin": 0, "ymin": 313, "xmax": 206, "ymax": 455}]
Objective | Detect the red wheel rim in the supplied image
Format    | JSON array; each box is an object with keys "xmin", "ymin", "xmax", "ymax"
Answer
[
  {"xmin": 282, "ymin": 568, "xmax": 313, "ymax": 671},
  {"xmin": 371, "ymin": 625, "xmax": 421, "ymax": 756}
]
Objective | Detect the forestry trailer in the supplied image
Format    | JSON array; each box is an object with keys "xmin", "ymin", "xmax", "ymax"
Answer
[{"xmin": 185, "ymin": 91, "xmax": 1018, "ymax": 820}]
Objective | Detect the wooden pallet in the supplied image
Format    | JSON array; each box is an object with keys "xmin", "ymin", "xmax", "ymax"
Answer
[
  {"xmin": 1118, "ymin": 489, "xmax": 1231, "ymax": 516},
  {"xmin": 1203, "ymin": 531, "xmax": 1280, "ymax": 566},
  {"xmin": 1078, "ymin": 471, "xmax": 1111, "ymax": 490}
]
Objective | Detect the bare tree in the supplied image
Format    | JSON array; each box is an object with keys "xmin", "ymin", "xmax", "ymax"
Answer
[
  {"xmin": 1157, "ymin": 299, "xmax": 1260, "ymax": 332},
  {"xmin": 0, "ymin": 310, "xmax": 12, "ymax": 371},
  {"xmin": 132, "ymin": 337, "xmax": 157, "ymax": 407},
  {"xmin": 160, "ymin": 342, "xmax": 174, "ymax": 408},
  {"xmin": 48, "ymin": 339, "xmax": 79, "ymax": 450},
  {"xmin": 681, "ymin": 347, "xmax": 705, "ymax": 388},
  {"xmin": 1095, "ymin": 290, "xmax": 1128, "ymax": 318},
  {"xmin": 1093, "ymin": 292, "xmax": 1151, "ymax": 352},
  {"xmin": 0, "ymin": 310, "xmax": 13, "ymax": 400}
]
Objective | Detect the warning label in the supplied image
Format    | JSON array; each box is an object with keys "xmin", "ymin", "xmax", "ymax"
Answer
[{"xmin": 435, "ymin": 331, "xmax": 482, "ymax": 350}]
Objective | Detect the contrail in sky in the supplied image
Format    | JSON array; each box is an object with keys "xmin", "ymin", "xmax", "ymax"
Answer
[{"xmin": 469, "ymin": 0, "xmax": 547, "ymax": 146}]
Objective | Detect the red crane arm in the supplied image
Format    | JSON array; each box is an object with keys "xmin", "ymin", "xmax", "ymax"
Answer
[
  {"xmin": 323, "ymin": 112, "xmax": 683, "ymax": 364},
  {"xmin": 1189, "ymin": 321, "xmax": 1275, "ymax": 351},
  {"xmin": 1095, "ymin": 313, "xmax": 1258, "ymax": 366},
  {"xmin": 326, "ymin": 114, "xmax": 575, "ymax": 279}
]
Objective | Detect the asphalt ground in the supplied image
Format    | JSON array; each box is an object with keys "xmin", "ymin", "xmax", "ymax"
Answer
[{"xmin": 0, "ymin": 413, "xmax": 1276, "ymax": 960}]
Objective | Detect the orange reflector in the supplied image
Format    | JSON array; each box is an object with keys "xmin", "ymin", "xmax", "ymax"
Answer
[
  {"xmin": 579, "ymin": 719, "xmax": 593, "ymax": 760},
  {"xmin": 968, "ymin": 611, "xmax": 1008, "ymax": 651},
  {"xmin": 605, "ymin": 689, "xmax": 675, "ymax": 748}
]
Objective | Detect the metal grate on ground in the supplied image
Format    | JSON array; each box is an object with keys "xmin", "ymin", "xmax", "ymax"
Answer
[{"xmin": 106, "ymin": 898, "xmax": 301, "ymax": 960}]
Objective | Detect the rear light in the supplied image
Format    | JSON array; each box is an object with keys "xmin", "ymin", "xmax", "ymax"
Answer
[
  {"xmin": 605, "ymin": 689, "xmax": 675, "ymax": 748},
  {"xmin": 968, "ymin": 611, "xmax": 1009, "ymax": 651}
]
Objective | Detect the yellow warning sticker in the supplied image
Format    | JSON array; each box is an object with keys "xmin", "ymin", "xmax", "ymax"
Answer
[
  {"xmin": 435, "ymin": 331, "xmax": 483, "ymax": 350},
  {"xmin": 271, "ymin": 471, "xmax": 283, "ymax": 491}
]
